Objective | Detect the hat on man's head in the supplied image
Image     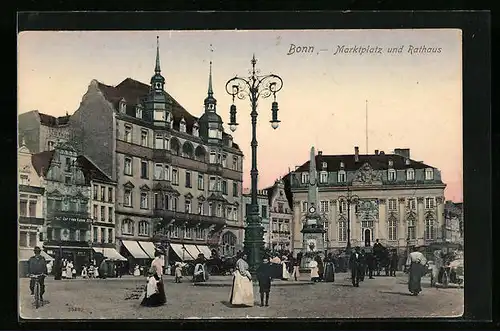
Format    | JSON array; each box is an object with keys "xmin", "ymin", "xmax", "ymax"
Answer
[{"xmin": 34, "ymin": 246, "xmax": 41, "ymax": 252}]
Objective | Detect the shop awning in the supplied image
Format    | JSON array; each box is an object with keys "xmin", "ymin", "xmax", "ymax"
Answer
[
  {"xmin": 170, "ymin": 243, "xmax": 193, "ymax": 261},
  {"xmin": 195, "ymin": 245, "xmax": 213, "ymax": 259},
  {"xmin": 18, "ymin": 248, "xmax": 54, "ymax": 262},
  {"xmin": 97, "ymin": 247, "xmax": 127, "ymax": 261},
  {"xmin": 121, "ymin": 240, "xmax": 150, "ymax": 259},
  {"xmin": 183, "ymin": 244, "xmax": 200, "ymax": 260},
  {"xmin": 138, "ymin": 241, "xmax": 156, "ymax": 259}
]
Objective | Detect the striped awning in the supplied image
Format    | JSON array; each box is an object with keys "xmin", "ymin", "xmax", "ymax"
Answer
[
  {"xmin": 95, "ymin": 247, "xmax": 127, "ymax": 261},
  {"xmin": 121, "ymin": 240, "xmax": 150, "ymax": 259},
  {"xmin": 138, "ymin": 241, "xmax": 156, "ymax": 259},
  {"xmin": 170, "ymin": 243, "xmax": 193, "ymax": 261}
]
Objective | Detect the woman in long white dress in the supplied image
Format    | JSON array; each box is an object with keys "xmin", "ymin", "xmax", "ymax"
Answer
[
  {"xmin": 309, "ymin": 258, "xmax": 320, "ymax": 282},
  {"xmin": 281, "ymin": 256, "xmax": 290, "ymax": 280},
  {"xmin": 62, "ymin": 259, "xmax": 67, "ymax": 279},
  {"xmin": 141, "ymin": 248, "xmax": 167, "ymax": 307},
  {"xmin": 66, "ymin": 261, "xmax": 73, "ymax": 280},
  {"xmin": 229, "ymin": 254, "xmax": 254, "ymax": 307}
]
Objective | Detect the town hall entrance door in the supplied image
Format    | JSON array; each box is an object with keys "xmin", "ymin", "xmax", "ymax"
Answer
[{"xmin": 364, "ymin": 229, "xmax": 371, "ymax": 247}]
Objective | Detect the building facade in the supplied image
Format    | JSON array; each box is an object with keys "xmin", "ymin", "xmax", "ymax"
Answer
[
  {"xmin": 18, "ymin": 110, "xmax": 71, "ymax": 153},
  {"xmin": 287, "ymin": 147, "xmax": 447, "ymax": 253},
  {"xmin": 31, "ymin": 141, "xmax": 92, "ymax": 270},
  {"xmin": 76, "ymin": 156, "xmax": 125, "ymax": 263},
  {"xmin": 242, "ymin": 190, "xmax": 270, "ymax": 249},
  {"xmin": 18, "ymin": 139, "xmax": 53, "ymax": 275},
  {"xmin": 266, "ymin": 179, "xmax": 293, "ymax": 251},
  {"xmin": 68, "ymin": 39, "xmax": 245, "ymax": 264},
  {"xmin": 444, "ymin": 201, "xmax": 463, "ymax": 245}
]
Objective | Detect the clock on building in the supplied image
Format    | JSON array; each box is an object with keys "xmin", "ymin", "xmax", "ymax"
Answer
[{"xmin": 309, "ymin": 206, "xmax": 316, "ymax": 214}]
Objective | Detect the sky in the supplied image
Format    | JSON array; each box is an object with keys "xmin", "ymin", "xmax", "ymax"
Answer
[{"xmin": 18, "ymin": 29, "xmax": 463, "ymax": 202}]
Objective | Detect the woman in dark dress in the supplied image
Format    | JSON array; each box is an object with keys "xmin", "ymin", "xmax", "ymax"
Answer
[
  {"xmin": 315, "ymin": 255, "xmax": 325, "ymax": 281},
  {"xmin": 323, "ymin": 253, "xmax": 335, "ymax": 282}
]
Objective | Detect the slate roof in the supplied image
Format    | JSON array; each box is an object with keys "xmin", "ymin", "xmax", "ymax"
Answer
[
  {"xmin": 76, "ymin": 155, "xmax": 114, "ymax": 184},
  {"xmin": 38, "ymin": 113, "xmax": 70, "ymax": 127},
  {"xmin": 31, "ymin": 150, "xmax": 55, "ymax": 177},
  {"xmin": 294, "ymin": 153, "xmax": 433, "ymax": 173},
  {"xmin": 96, "ymin": 78, "xmax": 240, "ymax": 151}
]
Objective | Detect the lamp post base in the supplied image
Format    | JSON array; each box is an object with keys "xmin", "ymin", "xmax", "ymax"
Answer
[{"xmin": 243, "ymin": 214, "xmax": 265, "ymax": 274}]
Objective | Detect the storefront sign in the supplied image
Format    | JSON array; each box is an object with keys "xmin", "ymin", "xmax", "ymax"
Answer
[{"xmin": 54, "ymin": 216, "xmax": 89, "ymax": 222}]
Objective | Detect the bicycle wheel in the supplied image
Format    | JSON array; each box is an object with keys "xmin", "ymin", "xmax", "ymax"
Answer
[{"xmin": 34, "ymin": 281, "xmax": 40, "ymax": 309}]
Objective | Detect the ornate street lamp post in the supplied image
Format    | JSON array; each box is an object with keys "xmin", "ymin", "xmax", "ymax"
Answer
[
  {"xmin": 225, "ymin": 55, "xmax": 283, "ymax": 272},
  {"xmin": 338, "ymin": 187, "xmax": 359, "ymax": 252}
]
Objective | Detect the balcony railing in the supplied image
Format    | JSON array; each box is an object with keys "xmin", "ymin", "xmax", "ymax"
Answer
[{"xmin": 153, "ymin": 209, "xmax": 227, "ymax": 226}]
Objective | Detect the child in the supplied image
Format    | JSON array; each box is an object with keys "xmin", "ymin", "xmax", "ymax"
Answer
[
  {"xmin": 256, "ymin": 257, "xmax": 272, "ymax": 307},
  {"xmin": 175, "ymin": 262, "xmax": 184, "ymax": 283}
]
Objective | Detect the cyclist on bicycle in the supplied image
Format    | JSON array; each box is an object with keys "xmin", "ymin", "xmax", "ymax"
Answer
[{"xmin": 28, "ymin": 246, "xmax": 48, "ymax": 302}]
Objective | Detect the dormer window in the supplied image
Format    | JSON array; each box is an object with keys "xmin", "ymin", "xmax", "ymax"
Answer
[
  {"xmin": 179, "ymin": 118, "xmax": 186, "ymax": 133},
  {"xmin": 338, "ymin": 170, "xmax": 346, "ymax": 183},
  {"xmin": 155, "ymin": 82, "xmax": 162, "ymax": 90},
  {"xmin": 208, "ymin": 103, "xmax": 215, "ymax": 110},
  {"xmin": 301, "ymin": 172, "xmax": 309, "ymax": 184},
  {"xmin": 388, "ymin": 160, "xmax": 394, "ymax": 167},
  {"xmin": 119, "ymin": 100, "xmax": 126, "ymax": 113},
  {"xmin": 340, "ymin": 162, "xmax": 345, "ymax": 169},
  {"xmin": 320, "ymin": 171, "xmax": 328, "ymax": 184},
  {"xmin": 425, "ymin": 168, "xmax": 434, "ymax": 180},
  {"xmin": 388, "ymin": 169, "xmax": 396, "ymax": 181},
  {"xmin": 192, "ymin": 122, "xmax": 199, "ymax": 137},
  {"xmin": 406, "ymin": 168, "xmax": 415, "ymax": 181},
  {"xmin": 217, "ymin": 129, "xmax": 223, "ymax": 139},
  {"xmin": 208, "ymin": 128, "xmax": 218, "ymax": 139},
  {"xmin": 405, "ymin": 158, "xmax": 411, "ymax": 165},
  {"xmin": 136, "ymin": 106, "xmax": 143, "ymax": 119},
  {"xmin": 322, "ymin": 162, "xmax": 327, "ymax": 169}
]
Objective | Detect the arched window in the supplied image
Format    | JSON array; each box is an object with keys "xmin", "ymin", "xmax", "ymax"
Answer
[
  {"xmin": 337, "ymin": 170, "xmax": 346, "ymax": 183},
  {"xmin": 182, "ymin": 141, "xmax": 194, "ymax": 159},
  {"xmin": 406, "ymin": 168, "xmax": 415, "ymax": 181},
  {"xmin": 221, "ymin": 231, "xmax": 237, "ymax": 257},
  {"xmin": 138, "ymin": 220, "xmax": 150, "ymax": 236},
  {"xmin": 407, "ymin": 216, "xmax": 416, "ymax": 240},
  {"xmin": 425, "ymin": 215, "xmax": 435, "ymax": 240},
  {"xmin": 388, "ymin": 216, "xmax": 398, "ymax": 241},
  {"xmin": 195, "ymin": 145, "xmax": 206, "ymax": 162},
  {"xmin": 338, "ymin": 219, "xmax": 347, "ymax": 242},
  {"xmin": 170, "ymin": 137, "xmax": 180, "ymax": 155},
  {"xmin": 121, "ymin": 219, "xmax": 134, "ymax": 235}
]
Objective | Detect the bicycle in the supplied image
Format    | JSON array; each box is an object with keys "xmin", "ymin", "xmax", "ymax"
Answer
[{"xmin": 30, "ymin": 274, "xmax": 45, "ymax": 308}]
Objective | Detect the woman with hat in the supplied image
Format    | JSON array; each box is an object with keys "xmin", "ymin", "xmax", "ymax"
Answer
[{"xmin": 141, "ymin": 246, "xmax": 166, "ymax": 307}]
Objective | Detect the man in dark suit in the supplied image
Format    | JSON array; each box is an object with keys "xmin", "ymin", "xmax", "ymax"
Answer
[
  {"xmin": 366, "ymin": 251, "xmax": 375, "ymax": 279},
  {"xmin": 257, "ymin": 257, "xmax": 272, "ymax": 307},
  {"xmin": 350, "ymin": 247, "xmax": 363, "ymax": 287}
]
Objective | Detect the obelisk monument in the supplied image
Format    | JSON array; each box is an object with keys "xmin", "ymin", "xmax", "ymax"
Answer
[{"xmin": 301, "ymin": 146, "xmax": 326, "ymax": 268}]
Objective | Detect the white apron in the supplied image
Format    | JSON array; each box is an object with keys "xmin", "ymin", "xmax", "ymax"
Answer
[
  {"xmin": 309, "ymin": 260, "xmax": 319, "ymax": 278},
  {"xmin": 282, "ymin": 262, "xmax": 290, "ymax": 279},
  {"xmin": 229, "ymin": 271, "xmax": 254, "ymax": 307}
]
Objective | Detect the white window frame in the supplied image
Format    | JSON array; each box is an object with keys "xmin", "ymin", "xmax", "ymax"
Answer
[
  {"xmin": 140, "ymin": 192, "xmax": 149, "ymax": 209},
  {"xmin": 209, "ymin": 176, "xmax": 217, "ymax": 191},
  {"xmin": 185, "ymin": 199, "xmax": 192, "ymax": 213},
  {"xmin": 406, "ymin": 168, "xmax": 415, "ymax": 180},
  {"xmin": 388, "ymin": 169, "xmax": 396, "ymax": 181},
  {"xmin": 222, "ymin": 154, "xmax": 227, "ymax": 167},
  {"xmin": 124, "ymin": 157, "xmax": 132, "ymax": 175},
  {"xmin": 124, "ymin": 189, "xmax": 132, "ymax": 207},
  {"xmin": 338, "ymin": 170, "xmax": 346, "ymax": 183},
  {"xmin": 198, "ymin": 174, "xmax": 204, "ymax": 190},
  {"xmin": 154, "ymin": 163, "xmax": 163, "ymax": 180},
  {"xmin": 301, "ymin": 172, "xmax": 309, "ymax": 184},
  {"xmin": 425, "ymin": 197, "xmax": 435, "ymax": 209},
  {"xmin": 124, "ymin": 125, "xmax": 132, "ymax": 142},
  {"xmin": 141, "ymin": 160, "xmax": 148, "ymax": 178},
  {"xmin": 171, "ymin": 168, "xmax": 179, "ymax": 185},
  {"xmin": 388, "ymin": 217, "xmax": 397, "ymax": 241},
  {"xmin": 198, "ymin": 202, "xmax": 204, "ymax": 215},
  {"xmin": 425, "ymin": 217, "xmax": 435, "ymax": 240},
  {"xmin": 164, "ymin": 165, "xmax": 170, "ymax": 181},
  {"xmin": 320, "ymin": 171, "xmax": 328, "ymax": 184},
  {"xmin": 407, "ymin": 217, "xmax": 416, "ymax": 240},
  {"xmin": 192, "ymin": 125, "xmax": 199, "ymax": 137},
  {"xmin": 136, "ymin": 106, "xmax": 143, "ymax": 119},
  {"xmin": 209, "ymin": 151, "xmax": 217, "ymax": 164},
  {"xmin": 388, "ymin": 199, "xmax": 397, "ymax": 211},
  {"xmin": 179, "ymin": 120, "xmax": 186, "ymax": 133},
  {"xmin": 138, "ymin": 221, "xmax": 149, "ymax": 236},
  {"xmin": 338, "ymin": 220, "xmax": 347, "ymax": 242},
  {"xmin": 302, "ymin": 201, "xmax": 308, "ymax": 212},
  {"xmin": 425, "ymin": 168, "xmax": 434, "ymax": 180},
  {"xmin": 140, "ymin": 129, "xmax": 148, "ymax": 146},
  {"xmin": 155, "ymin": 134, "xmax": 164, "ymax": 149},
  {"xmin": 407, "ymin": 198, "xmax": 416, "ymax": 210},
  {"xmin": 320, "ymin": 200, "xmax": 329, "ymax": 213},
  {"xmin": 122, "ymin": 219, "xmax": 133, "ymax": 235}
]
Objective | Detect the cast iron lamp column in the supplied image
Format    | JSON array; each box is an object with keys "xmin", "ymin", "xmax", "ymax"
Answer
[
  {"xmin": 338, "ymin": 186, "xmax": 359, "ymax": 252},
  {"xmin": 225, "ymin": 55, "xmax": 283, "ymax": 273}
]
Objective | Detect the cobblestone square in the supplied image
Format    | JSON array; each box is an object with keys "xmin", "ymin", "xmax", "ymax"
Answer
[{"xmin": 19, "ymin": 273, "xmax": 464, "ymax": 319}]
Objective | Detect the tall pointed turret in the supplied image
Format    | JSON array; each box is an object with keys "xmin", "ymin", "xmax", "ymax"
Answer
[
  {"xmin": 199, "ymin": 53, "xmax": 223, "ymax": 142},
  {"xmin": 150, "ymin": 36, "xmax": 165, "ymax": 91},
  {"xmin": 155, "ymin": 36, "xmax": 161, "ymax": 74}
]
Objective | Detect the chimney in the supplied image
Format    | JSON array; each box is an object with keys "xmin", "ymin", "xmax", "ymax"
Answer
[
  {"xmin": 379, "ymin": 151, "xmax": 385, "ymax": 155},
  {"xmin": 394, "ymin": 148, "xmax": 410, "ymax": 159},
  {"xmin": 374, "ymin": 149, "xmax": 379, "ymax": 155},
  {"xmin": 354, "ymin": 146, "xmax": 359, "ymax": 162},
  {"xmin": 318, "ymin": 151, "xmax": 323, "ymax": 156}
]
